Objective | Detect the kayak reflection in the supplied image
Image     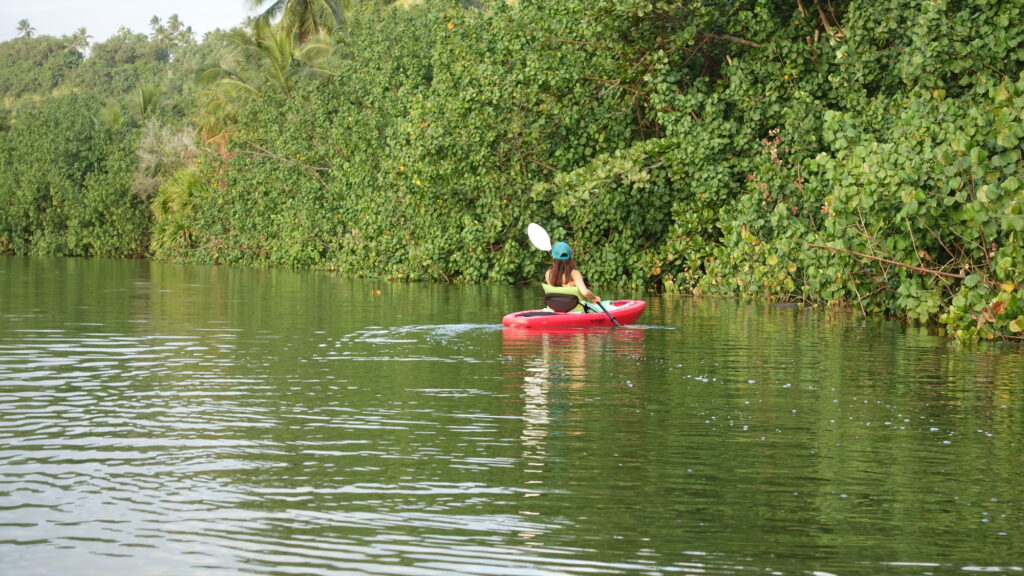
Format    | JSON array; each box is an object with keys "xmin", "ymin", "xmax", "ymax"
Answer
[
  {"xmin": 502, "ymin": 327, "xmax": 647, "ymax": 482},
  {"xmin": 502, "ymin": 326, "xmax": 648, "ymax": 388}
]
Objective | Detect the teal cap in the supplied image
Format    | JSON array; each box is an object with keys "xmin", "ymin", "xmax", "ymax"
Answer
[{"xmin": 551, "ymin": 241, "xmax": 572, "ymax": 260}]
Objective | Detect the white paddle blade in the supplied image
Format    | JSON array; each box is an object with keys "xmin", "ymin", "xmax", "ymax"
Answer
[{"xmin": 527, "ymin": 223, "xmax": 552, "ymax": 251}]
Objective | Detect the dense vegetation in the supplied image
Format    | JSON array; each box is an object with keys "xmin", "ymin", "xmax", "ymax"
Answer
[{"xmin": 1, "ymin": 0, "xmax": 1022, "ymax": 341}]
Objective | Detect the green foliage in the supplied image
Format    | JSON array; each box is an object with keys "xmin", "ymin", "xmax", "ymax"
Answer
[
  {"xmin": 174, "ymin": 3, "xmax": 437, "ymax": 273},
  {"xmin": 247, "ymin": 0, "xmax": 348, "ymax": 42},
  {"xmin": 196, "ymin": 21, "xmax": 337, "ymax": 143},
  {"xmin": 0, "ymin": 94, "xmax": 148, "ymax": 256},
  {"xmin": 681, "ymin": 0, "xmax": 1024, "ymax": 340},
  {"xmin": 0, "ymin": 36, "xmax": 82, "ymax": 102},
  {"xmin": 64, "ymin": 29, "xmax": 170, "ymax": 96},
  {"xmin": 160, "ymin": 0, "xmax": 1024, "ymax": 340},
  {"xmin": 150, "ymin": 167, "xmax": 204, "ymax": 258},
  {"xmin": 149, "ymin": 15, "xmax": 197, "ymax": 48}
]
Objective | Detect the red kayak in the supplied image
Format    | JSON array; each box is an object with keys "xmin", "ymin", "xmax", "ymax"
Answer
[{"xmin": 501, "ymin": 300, "xmax": 646, "ymax": 328}]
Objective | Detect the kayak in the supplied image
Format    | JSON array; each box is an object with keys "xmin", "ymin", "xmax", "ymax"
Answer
[{"xmin": 501, "ymin": 300, "xmax": 646, "ymax": 328}]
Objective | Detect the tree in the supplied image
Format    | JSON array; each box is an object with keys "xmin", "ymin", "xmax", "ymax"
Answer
[
  {"xmin": 16, "ymin": 19, "xmax": 35, "ymax": 39},
  {"xmin": 166, "ymin": 15, "xmax": 195, "ymax": 45},
  {"xmin": 201, "ymin": 21, "xmax": 334, "ymax": 96},
  {"xmin": 150, "ymin": 15, "xmax": 196, "ymax": 50},
  {"xmin": 135, "ymin": 83, "xmax": 164, "ymax": 119},
  {"xmin": 150, "ymin": 16, "xmax": 171, "ymax": 45},
  {"xmin": 245, "ymin": 0, "xmax": 348, "ymax": 42},
  {"xmin": 67, "ymin": 27, "xmax": 92, "ymax": 55},
  {"xmin": 196, "ymin": 20, "xmax": 336, "ymax": 143},
  {"xmin": 0, "ymin": 93, "xmax": 148, "ymax": 257},
  {"xmin": 0, "ymin": 34, "xmax": 81, "ymax": 99}
]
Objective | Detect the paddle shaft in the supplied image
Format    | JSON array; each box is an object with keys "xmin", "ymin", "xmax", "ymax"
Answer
[
  {"xmin": 590, "ymin": 301, "xmax": 623, "ymax": 327},
  {"xmin": 603, "ymin": 307, "xmax": 624, "ymax": 327}
]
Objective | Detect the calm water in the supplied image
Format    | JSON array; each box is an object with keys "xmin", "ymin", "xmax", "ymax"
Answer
[{"xmin": 1, "ymin": 256, "xmax": 1022, "ymax": 575}]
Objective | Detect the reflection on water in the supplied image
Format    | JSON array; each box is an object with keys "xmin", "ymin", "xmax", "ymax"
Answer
[
  {"xmin": 503, "ymin": 328, "xmax": 648, "ymax": 511},
  {"xmin": 1, "ymin": 257, "xmax": 1023, "ymax": 575},
  {"xmin": 503, "ymin": 327, "xmax": 652, "ymax": 555}
]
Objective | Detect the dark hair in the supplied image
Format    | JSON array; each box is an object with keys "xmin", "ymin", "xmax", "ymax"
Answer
[{"xmin": 547, "ymin": 258, "xmax": 577, "ymax": 287}]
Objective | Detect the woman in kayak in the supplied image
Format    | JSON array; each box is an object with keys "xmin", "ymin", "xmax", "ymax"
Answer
[{"xmin": 543, "ymin": 242, "xmax": 601, "ymax": 313}]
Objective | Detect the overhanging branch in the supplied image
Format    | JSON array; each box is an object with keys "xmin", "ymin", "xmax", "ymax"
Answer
[{"xmin": 808, "ymin": 243, "xmax": 1019, "ymax": 289}]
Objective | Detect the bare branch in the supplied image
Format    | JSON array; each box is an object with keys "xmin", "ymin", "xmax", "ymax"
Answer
[
  {"xmin": 808, "ymin": 243, "xmax": 1019, "ymax": 289},
  {"xmin": 238, "ymin": 140, "xmax": 332, "ymax": 188},
  {"xmin": 700, "ymin": 33, "xmax": 762, "ymax": 48}
]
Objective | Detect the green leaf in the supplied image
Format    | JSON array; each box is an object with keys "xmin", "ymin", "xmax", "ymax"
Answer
[
  {"xmin": 970, "ymin": 147, "xmax": 988, "ymax": 164},
  {"xmin": 1010, "ymin": 318, "xmax": 1023, "ymax": 333},
  {"xmin": 1004, "ymin": 214, "xmax": 1024, "ymax": 232},
  {"xmin": 997, "ymin": 130, "xmax": 1019, "ymax": 148}
]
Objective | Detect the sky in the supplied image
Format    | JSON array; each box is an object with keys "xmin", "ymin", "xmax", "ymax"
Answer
[{"xmin": 0, "ymin": 0, "xmax": 251, "ymax": 43}]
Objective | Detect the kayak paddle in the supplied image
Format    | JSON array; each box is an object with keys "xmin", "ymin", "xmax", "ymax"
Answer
[{"xmin": 526, "ymin": 222, "xmax": 624, "ymax": 327}]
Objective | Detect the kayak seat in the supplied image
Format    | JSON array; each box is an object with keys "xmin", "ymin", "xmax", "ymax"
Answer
[{"xmin": 544, "ymin": 293, "xmax": 580, "ymax": 313}]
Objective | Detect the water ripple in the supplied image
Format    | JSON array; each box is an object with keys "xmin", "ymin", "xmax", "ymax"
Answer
[{"xmin": 2, "ymin": 262, "xmax": 1023, "ymax": 576}]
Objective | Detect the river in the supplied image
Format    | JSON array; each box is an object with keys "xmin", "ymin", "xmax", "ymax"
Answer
[{"xmin": 1, "ymin": 256, "xmax": 1022, "ymax": 575}]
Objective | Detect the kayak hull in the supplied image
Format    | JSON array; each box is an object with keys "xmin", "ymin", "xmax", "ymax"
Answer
[{"xmin": 501, "ymin": 300, "xmax": 646, "ymax": 328}]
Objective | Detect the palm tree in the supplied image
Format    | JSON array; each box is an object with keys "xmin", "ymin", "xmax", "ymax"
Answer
[
  {"xmin": 136, "ymin": 84, "xmax": 164, "ymax": 119},
  {"xmin": 207, "ymin": 21, "xmax": 335, "ymax": 96},
  {"xmin": 166, "ymin": 14, "xmax": 195, "ymax": 45},
  {"xmin": 150, "ymin": 16, "xmax": 170, "ymax": 45},
  {"xmin": 16, "ymin": 19, "xmax": 35, "ymax": 39},
  {"xmin": 167, "ymin": 14, "xmax": 184, "ymax": 32},
  {"xmin": 67, "ymin": 27, "xmax": 92, "ymax": 54},
  {"xmin": 196, "ymin": 21, "xmax": 336, "ymax": 144},
  {"xmin": 245, "ymin": 0, "xmax": 349, "ymax": 43}
]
